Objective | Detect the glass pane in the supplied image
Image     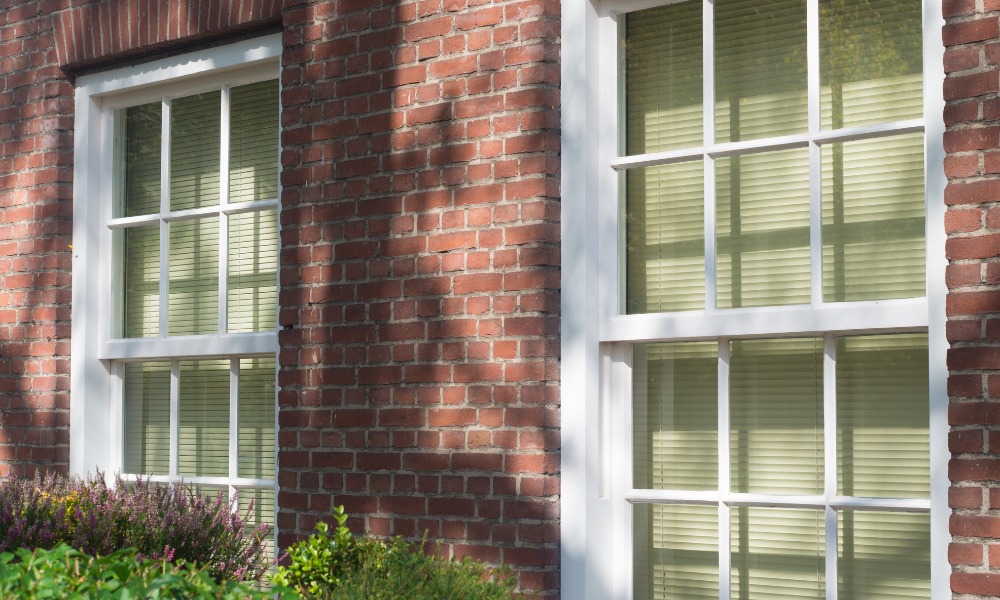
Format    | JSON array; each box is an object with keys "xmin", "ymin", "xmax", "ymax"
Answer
[
  {"xmin": 239, "ymin": 487, "xmax": 276, "ymax": 562},
  {"xmin": 239, "ymin": 357, "xmax": 275, "ymax": 480},
  {"xmin": 716, "ymin": 0, "xmax": 807, "ymax": 143},
  {"xmin": 634, "ymin": 342, "xmax": 717, "ymax": 490},
  {"xmin": 625, "ymin": 1, "xmax": 702, "ymax": 155},
  {"xmin": 123, "ymin": 361, "xmax": 170, "ymax": 475},
  {"xmin": 230, "ymin": 80, "xmax": 279, "ymax": 203},
  {"xmin": 634, "ymin": 503, "xmax": 718, "ymax": 600},
  {"xmin": 731, "ymin": 507, "xmax": 824, "ymax": 600},
  {"xmin": 820, "ymin": 0, "xmax": 922, "ymax": 130},
  {"xmin": 229, "ymin": 210, "xmax": 278, "ymax": 333},
  {"xmin": 122, "ymin": 225, "xmax": 160, "ymax": 338},
  {"xmin": 179, "ymin": 359, "xmax": 230, "ymax": 477},
  {"xmin": 730, "ymin": 338, "xmax": 823, "ymax": 495},
  {"xmin": 169, "ymin": 217, "xmax": 219, "ymax": 336},
  {"xmin": 626, "ymin": 161, "xmax": 704, "ymax": 313},
  {"xmin": 121, "ymin": 102, "xmax": 162, "ymax": 217},
  {"xmin": 822, "ymin": 133, "xmax": 925, "ymax": 302},
  {"xmin": 717, "ymin": 148, "xmax": 810, "ymax": 308},
  {"xmin": 838, "ymin": 334, "xmax": 929, "ymax": 498},
  {"xmin": 171, "ymin": 91, "xmax": 220, "ymax": 211},
  {"xmin": 839, "ymin": 511, "xmax": 930, "ymax": 599}
]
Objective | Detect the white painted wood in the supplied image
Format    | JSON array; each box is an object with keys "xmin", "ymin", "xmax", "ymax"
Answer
[
  {"xmin": 223, "ymin": 199, "xmax": 280, "ymax": 215},
  {"xmin": 600, "ymin": 298, "xmax": 929, "ymax": 342},
  {"xmin": 823, "ymin": 335, "xmax": 838, "ymax": 600},
  {"xmin": 703, "ymin": 0, "xmax": 717, "ymax": 312},
  {"xmin": 923, "ymin": 0, "xmax": 949, "ymax": 598},
  {"xmin": 101, "ymin": 332, "xmax": 278, "ymax": 360},
  {"xmin": 717, "ymin": 333, "xmax": 731, "ymax": 600},
  {"xmin": 169, "ymin": 361, "xmax": 179, "ymax": 478},
  {"xmin": 229, "ymin": 359, "xmax": 239, "ymax": 497},
  {"xmin": 159, "ymin": 97, "xmax": 170, "ymax": 338}
]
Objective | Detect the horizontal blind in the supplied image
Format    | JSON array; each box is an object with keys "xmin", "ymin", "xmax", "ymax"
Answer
[
  {"xmin": 820, "ymin": 0, "xmax": 922, "ymax": 130},
  {"xmin": 122, "ymin": 225, "xmax": 160, "ymax": 338},
  {"xmin": 229, "ymin": 210, "xmax": 278, "ymax": 333},
  {"xmin": 715, "ymin": 0, "xmax": 807, "ymax": 143},
  {"xmin": 122, "ymin": 102, "xmax": 161, "ymax": 217},
  {"xmin": 168, "ymin": 217, "xmax": 219, "ymax": 336},
  {"xmin": 230, "ymin": 80, "xmax": 279, "ymax": 204},
  {"xmin": 633, "ymin": 342, "xmax": 717, "ymax": 490},
  {"xmin": 838, "ymin": 511, "xmax": 930, "ymax": 599},
  {"xmin": 822, "ymin": 134, "xmax": 925, "ymax": 302},
  {"xmin": 730, "ymin": 338, "xmax": 823, "ymax": 495},
  {"xmin": 731, "ymin": 507, "xmax": 824, "ymax": 600},
  {"xmin": 171, "ymin": 92, "xmax": 221, "ymax": 211},
  {"xmin": 625, "ymin": 1, "xmax": 702, "ymax": 155},
  {"xmin": 178, "ymin": 360, "xmax": 229, "ymax": 477},
  {"xmin": 837, "ymin": 334, "xmax": 929, "ymax": 499},
  {"xmin": 634, "ymin": 503, "xmax": 718, "ymax": 600},
  {"xmin": 627, "ymin": 161, "xmax": 705, "ymax": 313},
  {"xmin": 717, "ymin": 148, "xmax": 811, "ymax": 308},
  {"xmin": 238, "ymin": 357, "xmax": 275, "ymax": 479},
  {"xmin": 239, "ymin": 487, "xmax": 276, "ymax": 559},
  {"xmin": 122, "ymin": 362, "xmax": 170, "ymax": 475}
]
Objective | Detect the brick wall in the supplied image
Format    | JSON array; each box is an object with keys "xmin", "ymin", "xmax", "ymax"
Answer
[
  {"xmin": 276, "ymin": 0, "xmax": 561, "ymax": 595},
  {"xmin": 945, "ymin": 0, "xmax": 1000, "ymax": 596},
  {"xmin": 0, "ymin": 1, "xmax": 74, "ymax": 476}
]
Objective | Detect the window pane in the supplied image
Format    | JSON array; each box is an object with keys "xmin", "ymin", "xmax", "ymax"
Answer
[
  {"xmin": 730, "ymin": 338, "xmax": 823, "ymax": 495},
  {"xmin": 626, "ymin": 161, "xmax": 704, "ymax": 314},
  {"xmin": 634, "ymin": 342, "xmax": 717, "ymax": 491},
  {"xmin": 717, "ymin": 148, "xmax": 810, "ymax": 308},
  {"xmin": 731, "ymin": 507, "xmax": 824, "ymax": 600},
  {"xmin": 820, "ymin": 0, "xmax": 922, "ymax": 130},
  {"xmin": 239, "ymin": 487, "xmax": 276, "ymax": 561},
  {"xmin": 169, "ymin": 217, "xmax": 219, "ymax": 336},
  {"xmin": 239, "ymin": 357, "xmax": 275, "ymax": 480},
  {"xmin": 123, "ymin": 361, "xmax": 170, "ymax": 475},
  {"xmin": 822, "ymin": 133, "xmax": 925, "ymax": 302},
  {"xmin": 171, "ymin": 91, "xmax": 220, "ymax": 211},
  {"xmin": 229, "ymin": 210, "xmax": 278, "ymax": 333},
  {"xmin": 839, "ymin": 511, "xmax": 930, "ymax": 599},
  {"xmin": 179, "ymin": 359, "xmax": 229, "ymax": 477},
  {"xmin": 122, "ymin": 225, "xmax": 160, "ymax": 338},
  {"xmin": 625, "ymin": 2, "xmax": 702, "ymax": 155},
  {"xmin": 230, "ymin": 80, "xmax": 279, "ymax": 203},
  {"xmin": 838, "ymin": 334, "xmax": 929, "ymax": 498},
  {"xmin": 634, "ymin": 503, "xmax": 718, "ymax": 600},
  {"xmin": 122, "ymin": 102, "xmax": 161, "ymax": 217},
  {"xmin": 715, "ymin": 0, "xmax": 807, "ymax": 143}
]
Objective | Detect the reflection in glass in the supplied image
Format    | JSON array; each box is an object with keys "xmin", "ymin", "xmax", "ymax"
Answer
[
  {"xmin": 717, "ymin": 148, "xmax": 810, "ymax": 308},
  {"xmin": 633, "ymin": 342, "xmax": 717, "ymax": 490},
  {"xmin": 635, "ymin": 503, "xmax": 718, "ymax": 600}
]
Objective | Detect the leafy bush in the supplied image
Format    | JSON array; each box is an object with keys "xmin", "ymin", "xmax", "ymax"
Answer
[
  {"xmin": 0, "ymin": 543, "xmax": 285, "ymax": 599},
  {"xmin": 272, "ymin": 506, "xmax": 520, "ymax": 600},
  {"xmin": 0, "ymin": 472, "xmax": 271, "ymax": 581}
]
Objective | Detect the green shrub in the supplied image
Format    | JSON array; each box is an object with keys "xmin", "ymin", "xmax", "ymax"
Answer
[
  {"xmin": 0, "ymin": 472, "xmax": 271, "ymax": 582},
  {"xmin": 272, "ymin": 506, "xmax": 520, "ymax": 600},
  {"xmin": 0, "ymin": 543, "xmax": 290, "ymax": 599}
]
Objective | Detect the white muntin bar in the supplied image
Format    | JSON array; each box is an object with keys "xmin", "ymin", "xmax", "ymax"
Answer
[
  {"xmin": 159, "ymin": 97, "xmax": 171, "ymax": 338},
  {"xmin": 823, "ymin": 334, "xmax": 838, "ymax": 600},
  {"xmin": 219, "ymin": 86, "xmax": 231, "ymax": 336},
  {"xmin": 717, "ymin": 332, "xmax": 731, "ymax": 600},
  {"xmin": 222, "ymin": 199, "xmax": 280, "ymax": 215},
  {"xmin": 228, "ymin": 358, "xmax": 239, "ymax": 504},
  {"xmin": 808, "ymin": 0, "xmax": 823, "ymax": 307},
  {"xmin": 168, "ymin": 360, "xmax": 179, "ymax": 478},
  {"xmin": 703, "ymin": 0, "xmax": 717, "ymax": 314}
]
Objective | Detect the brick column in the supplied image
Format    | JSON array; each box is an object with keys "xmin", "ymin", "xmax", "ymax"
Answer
[
  {"xmin": 944, "ymin": 0, "xmax": 1000, "ymax": 596},
  {"xmin": 277, "ymin": 0, "xmax": 561, "ymax": 595}
]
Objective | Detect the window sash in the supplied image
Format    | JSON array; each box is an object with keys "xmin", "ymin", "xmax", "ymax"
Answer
[{"xmin": 597, "ymin": 1, "xmax": 946, "ymax": 599}]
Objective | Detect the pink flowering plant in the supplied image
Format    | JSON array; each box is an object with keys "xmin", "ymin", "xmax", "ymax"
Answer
[{"xmin": 0, "ymin": 471, "xmax": 271, "ymax": 582}]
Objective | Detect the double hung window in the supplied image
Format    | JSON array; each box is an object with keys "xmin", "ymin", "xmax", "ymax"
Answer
[
  {"xmin": 589, "ymin": 1, "xmax": 946, "ymax": 598},
  {"xmin": 70, "ymin": 37, "xmax": 282, "ymax": 548}
]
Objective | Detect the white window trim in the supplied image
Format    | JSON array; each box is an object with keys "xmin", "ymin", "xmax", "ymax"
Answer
[
  {"xmin": 70, "ymin": 34, "xmax": 282, "ymax": 486},
  {"xmin": 560, "ymin": 1, "xmax": 948, "ymax": 598}
]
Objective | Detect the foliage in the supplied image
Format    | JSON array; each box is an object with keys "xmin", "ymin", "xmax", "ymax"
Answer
[
  {"xmin": 272, "ymin": 506, "xmax": 520, "ymax": 600},
  {"xmin": 0, "ymin": 472, "xmax": 271, "ymax": 582},
  {"xmin": 0, "ymin": 543, "xmax": 288, "ymax": 599}
]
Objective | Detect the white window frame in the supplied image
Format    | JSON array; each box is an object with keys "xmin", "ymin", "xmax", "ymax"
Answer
[
  {"xmin": 70, "ymin": 35, "xmax": 282, "ymax": 503},
  {"xmin": 560, "ymin": 1, "xmax": 947, "ymax": 598}
]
